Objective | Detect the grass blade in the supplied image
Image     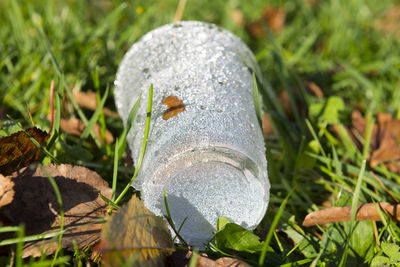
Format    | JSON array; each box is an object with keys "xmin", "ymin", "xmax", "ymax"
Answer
[
  {"xmin": 112, "ymin": 138, "xmax": 119, "ymax": 202},
  {"xmin": 40, "ymin": 165, "xmax": 65, "ymax": 267},
  {"xmin": 339, "ymin": 160, "xmax": 366, "ymax": 267},
  {"xmin": 252, "ymin": 72, "xmax": 263, "ymax": 127},
  {"xmin": 118, "ymin": 92, "xmax": 142, "ymax": 162},
  {"xmin": 78, "ymin": 86, "xmax": 109, "ymax": 145},
  {"xmin": 114, "ymin": 84, "xmax": 153, "ymax": 205},
  {"xmin": 258, "ymin": 186, "xmax": 296, "ymax": 266}
]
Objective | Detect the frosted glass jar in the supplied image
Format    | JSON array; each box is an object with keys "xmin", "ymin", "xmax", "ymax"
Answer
[{"xmin": 114, "ymin": 21, "xmax": 270, "ymax": 247}]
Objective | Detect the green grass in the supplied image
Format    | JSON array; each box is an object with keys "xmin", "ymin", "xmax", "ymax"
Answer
[{"xmin": 1, "ymin": 0, "xmax": 400, "ymax": 266}]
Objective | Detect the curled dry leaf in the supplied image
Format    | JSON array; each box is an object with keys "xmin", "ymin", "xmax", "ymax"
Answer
[
  {"xmin": 58, "ymin": 117, "xmax": 114, "ymax": 144},
  {"xmin": 162, "ymin": 95, "xmax": 186, "ymax": 120},
  {"xmin": 1, "ymin": 164, "xmax": 112, "ymax": 257},
  {"xmin": 304, "ymin": 82, "xmax": 324, "ymax": 99},
  {"xmin": 247, "ymin": 6, "xmax": 286, "ymax": 38},
  {"xmin": 302, "ymin": 202, "xmax": 400, "ymax": 227},
  {"xmin": 0, "ymin": 174, "xmax": 14, "ymax": 208},
  {"xmin": 97, "ymin": 196, "xmax": 174, "ymax": 267},
  {"xmin": 72, "ymin": 90, "xmax": 118, "ymax": 117},
  {"xmin": 0, "ymin": 127, "xmax": 49, "ymax": 176}
]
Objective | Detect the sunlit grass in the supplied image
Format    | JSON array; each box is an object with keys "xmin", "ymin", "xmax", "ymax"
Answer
[{"xmin": 1, "ymin": 0, "xmax": 400, "ymax": 265}]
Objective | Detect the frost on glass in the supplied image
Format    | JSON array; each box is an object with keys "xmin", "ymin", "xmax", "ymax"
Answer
[{"xmin": 114, "ymin": 21, "xmax": 270, "ymax": 247}]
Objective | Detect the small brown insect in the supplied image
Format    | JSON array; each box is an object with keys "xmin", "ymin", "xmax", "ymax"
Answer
[{"xmin": 162, "ymin": 95, "xmax": 186, "ymax": 120}]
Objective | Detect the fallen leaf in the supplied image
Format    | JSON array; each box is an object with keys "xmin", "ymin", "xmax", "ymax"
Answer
[
  {"xmin": 262, "ymin": 113, "xmax": 274, "ymax": 136},
  {"xmin": 168, "ymin": 250, "xmax": 251, "ymax": 267},
  {"xmin": 195, "ymin": 255, "xmax": 224, "ymax": 267},
  {"xmin": 262, "ymin": 90, "xmax": 295, "ymax": 136},
  {"xmin": 215, "ymin": 257, "xmax": 251, "ymax": 267},
  {"xmin": 0, "ymin": 174, "xmax": 14, "ymax": 208},
  {"xmin": 162, "ymin": 95, "xmax": 186, "ymax": 120},
  {"xmin": 98, "ymin": 196, "xmax": 174, "ymax": 267},
  {"xmin": 247, "ymin": 6, "xmax": 286, "ymax": 38},
  {"xmin": 55, "ymin": 117, "xmax": 114, "ymax": 144},
  {"xmin": 229, "ymin": 8, "xmax": 244, "ymax": 27},
  {"xmin": 1, "ymin": 164, "xmax": 112, "ymax": 257},
  {"xmin": 374, "ymin": 4, "xmax": 400, "ymax": 39},
  {"xmin": 370, "ymin": 113, "xmax": 400, "ymax": 167},
  {"xmin": 0, "ymin": 127, "xmax": 49, "ymax": 176},
  {"xmin": 72, "ymin": 90, "xmax": 118, "ymax": 117},
  {"xmin": 334, "ymin": 111, "xmax": 400, "ymax": 173},
  {"xmin": 304, "ymin": 82, "xmax": 324, "ymax": 99},
  {"xmin": 350, "ymin": 110, "xmax": 379, "ymax": 150},
  {"xmin": 302, "ymin": 202, "xmax": 400, "ymax": 227}
]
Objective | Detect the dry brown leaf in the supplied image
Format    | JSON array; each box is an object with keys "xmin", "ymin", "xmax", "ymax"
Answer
[
  {"xmin": 195, "ymin": 255, "xmax": 224, "ymax": 267},
  {"xmin": 229, "ymin": 8, "xmax": 244, "ymax": 27},
  {"xmin": 98, "ymin": 196, "xmax": 174, "ymax": 267},
  {"xmin": 374, "ymin": 4, "xmax": 400, "ymax": 39},
  {"xmin": 168, "ymin": 250, "xmax": 250, "ymax": 267},
  {"xmin": 370, "ymin": 113, "xmax": 400, "ymax": 167},
  {"xmin": 162, "ymin": 95, "xmax": 186, "ymax": 120},
  {"xmin": 262, "ymin": 90, "xmax": 295, "ymax": 136},
  {"xmin": 262, "ymin": 113, "xmax": 274, "ymax": 136},
  {"xmin": 0, "ymin": 174, "xmax": 14, "ymax": 208},
  {"xmin": 215, "ymin": 257, "xmax": 251, "ymax": 267},
  {"xmin": 302, "ymin": 202, "xmax": 400, "ymax": 227},
  {"xmin": 72, "ymin": 90, "xmax": 118, "ymax": 117},
  {"xmin": 333, "ymin": 110, "xmax": 400, "ymax": 173},
  {"xmin": 247, "ymin": 6, "xmax": 286, "ymax": 38},
  {"xmin": 1, "ymin": 164, "xmax": 112, "ymax": 257},
  {"xmin": 59, "ymin": 117, "xmax": 114, "ymax": 144},
  {"xmin": 304, "ymin": 82, "xmax": 324, "ymax": 99},
  {"xmin": 0, "ymin": 127, "xmax": 49, "ymax": 176}
]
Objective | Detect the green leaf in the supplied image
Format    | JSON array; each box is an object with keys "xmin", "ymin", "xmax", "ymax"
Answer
[
  {"xmin": 348, "ymin": 221, "xmax": 375, "ymax": 259},
  {"xmin": 309, "ymin": 96, "xmax": 345, "ymax": 124},
  {"xmin": 0, "ymin": 120, "xmax": 22, "ymax": 136},
  {"xmin": 294, "ymin": 140, "xmax": 319, "ymax": 171},
  {"xmin": 280, "ymin": 220, "xmax": 317, "ymax": 258},
  {"xmin": 214, "ymin": 223, "xmax": 263, "ymax": 253},
  {"xmin": 382, "ymin": 242, "xmax": 400, "ymax": 258},
  {"xmin": 370, "ymin": 255, "xmax": 389, "ymax": 267},
  {"xmin": 216, "ymin": 217, "xmax": 231, "ymax": 232}
]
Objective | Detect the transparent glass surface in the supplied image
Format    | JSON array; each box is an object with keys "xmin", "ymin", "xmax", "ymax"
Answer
[{"xmin": 115, "ymin": 21, "xmax": 270, "ymax": 247}]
